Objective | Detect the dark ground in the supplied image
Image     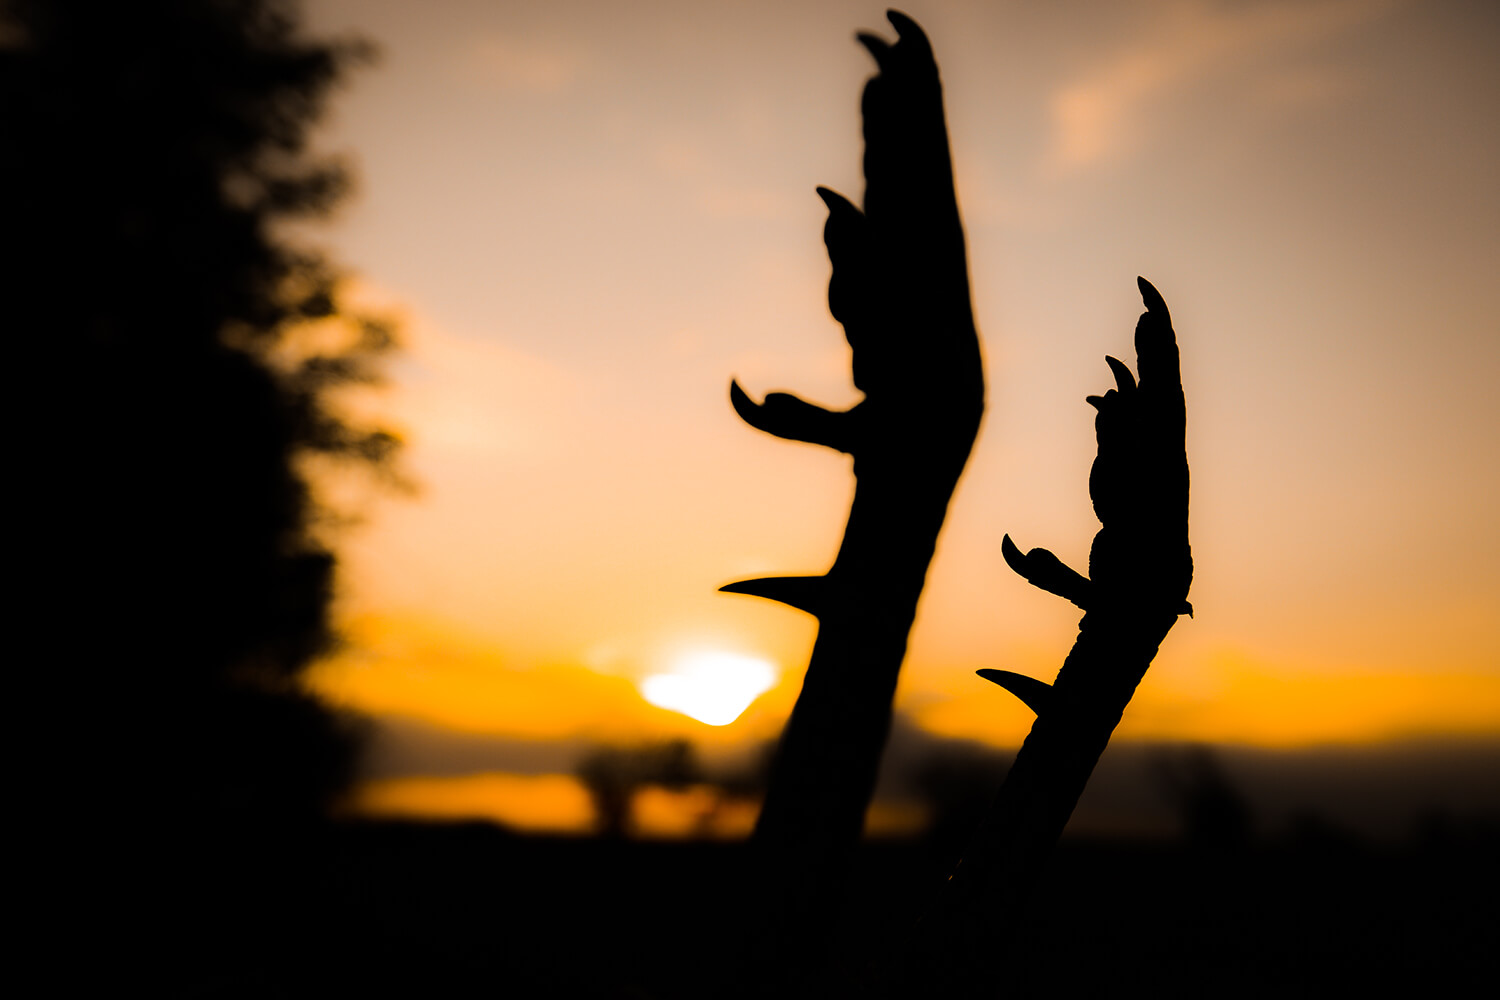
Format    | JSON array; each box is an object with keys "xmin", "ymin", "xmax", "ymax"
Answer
[{"xmin": 162, "ymin": 817, "xmax": 1495, "ymax": 997}]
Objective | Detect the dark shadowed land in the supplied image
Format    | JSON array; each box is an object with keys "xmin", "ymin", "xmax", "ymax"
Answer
[
  {"xmin": 364, "ymin": 712, "xmax": 1500, "ymax": 844},
  {"xmin": 263, "ymin": 728, "xmax": 1497, "ymax": 996},
  {"xmin": 877, "ymin": 729, "xmax": 1500, "ymax": 845},
  {"xmin": 190, "ymin": 801, "xmax": 1492, "ymax": 998}
]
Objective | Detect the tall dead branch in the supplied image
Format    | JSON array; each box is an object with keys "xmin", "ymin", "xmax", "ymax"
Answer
[
  {"xmin": 906, "ymin": 277, "xmax": 1192, "ymax": 995},
  {"xmin": 720, "ymin": 9, "xmax": 983, "ymax": 980}
]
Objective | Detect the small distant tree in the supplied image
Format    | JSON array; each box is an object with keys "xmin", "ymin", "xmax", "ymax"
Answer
[
  {"xmin": 1153, "ymin": 746, "xmax": 1254, "ymax": 849},
  {"xmin": 577, "ymin": 740, "xmax": 702, "ymax": 838},
  {"xmin": 3, "ymin": 0, "xmax": 395, "ymax": 834}
]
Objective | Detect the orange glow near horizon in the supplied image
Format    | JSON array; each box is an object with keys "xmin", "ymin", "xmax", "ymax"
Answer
[
  {"xmin": 346, "ymin": 772, "xmax": 928, "ymax": 840},
  {"xmin": 310, "ymin": 613, "xmax": 805, "ymax": 747},
  {"xmin": 310, "ymin": 611, "xmax": 1500, "ymax": 754},
  {"xmin": 348, "ymin": 773, "xmax": 595, "ymax": 833},
  {"xmin": 299, "ymin": 0, "xmax": 1500, "ymax": 828}
]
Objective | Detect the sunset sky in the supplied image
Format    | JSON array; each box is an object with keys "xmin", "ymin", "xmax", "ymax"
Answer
[{"xmin": 293, "ymin": 0, "xmax": 1499, "ymax": 832}]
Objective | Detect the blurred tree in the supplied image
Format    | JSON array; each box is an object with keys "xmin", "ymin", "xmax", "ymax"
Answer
[
  {"xmin": 577, "ymin": 741, "xmax": 702, "ymax": 838},
  {"xmin": 910, "ymin": 744, "xmax": 1013, "ymax": 868},
  {"xmin": 1152, "ymin": 746, "xmax": 1255, "ymax": 850},
  {"xmin": 2, "ymin": 1, "xmax": 395, "ymax": 972}
]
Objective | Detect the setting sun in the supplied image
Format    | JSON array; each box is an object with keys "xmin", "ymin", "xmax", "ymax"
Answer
[{"xmin": 640, "ymin": 651, "xmax": 778, "ymax": 726}]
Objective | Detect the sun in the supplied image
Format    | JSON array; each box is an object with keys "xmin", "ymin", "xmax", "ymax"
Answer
[{"xmin": 639, "ymin": 651, "xmax": 778, "ymax": 727}]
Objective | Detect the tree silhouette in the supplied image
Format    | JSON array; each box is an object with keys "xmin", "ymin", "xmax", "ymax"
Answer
[
  {"xmin": 719, "ymin": 10, "xmax": 983, "ymax": 983},
  {"xmin": 577, "ymin": 740, "xmax": 701, "ymax": 839},
  {"xmin": 1153, "ymin": 745, "xmax": 1254, "ymax": 850},
  {"xmin": 3, "ymin": 0, "xmax": 393, "ymax": 984}
]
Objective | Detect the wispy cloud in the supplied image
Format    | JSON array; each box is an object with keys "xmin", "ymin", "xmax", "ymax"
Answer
[
  {"xmin": 649, "ymin": 136, "xmax": 795, "ymax": 220},
  {"xmin": 464, "ymin": 32, "xmax": 584, "ymax": 94},
  {"xmin": 339, "ymin": 283, "xmax": 587, "ymax": 460},
  {"xmin": 1046, "ymin": 0, "xmax": 1398, "ymax": 171}
]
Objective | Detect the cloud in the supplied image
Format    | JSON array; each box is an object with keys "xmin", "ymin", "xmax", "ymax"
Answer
[
  {"xmin": 464, "ymin": 33, "xmax": 584, "ymax": 94},
  {"xmin": 309, "ymin": 612, "xmax": 701, "ymax": 741},
  {"xmin": 1045, "ymin": 0, "xmax": 1398, "ymax": 171},
  {"xmin": 1251, "ymin": 64, "xmax": 1362, "ymax": 111},
  {"xmin": 649, "ymin": 136, "xmax": 794, "ymax": 220},
  {"xmin": 337, "ymin": 283, "xmax": 588, "ymax": 460},
  {"xmin": 308, "ymin": 611, "xmax": 806, "ymax": 776}
]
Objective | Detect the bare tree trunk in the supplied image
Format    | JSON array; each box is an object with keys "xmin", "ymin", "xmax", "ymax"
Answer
[{"xmin": 719, "ymin": 11, "xmax": 983, "ymax": 984}]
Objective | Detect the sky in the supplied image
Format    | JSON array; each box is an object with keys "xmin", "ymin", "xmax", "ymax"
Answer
[{"xmin": 292, "ymin": 0, "xmax": 1500, "ymax": 832}]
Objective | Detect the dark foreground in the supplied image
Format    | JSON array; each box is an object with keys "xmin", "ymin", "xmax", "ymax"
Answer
[{"xmin": 129, "ymin": 817, "xmax": 1496, "ymax": 998}]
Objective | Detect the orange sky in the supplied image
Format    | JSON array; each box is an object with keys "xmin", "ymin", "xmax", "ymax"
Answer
[{"xmin": 293, "ymin": 1, "xmax": 1499, "ymax": 828}]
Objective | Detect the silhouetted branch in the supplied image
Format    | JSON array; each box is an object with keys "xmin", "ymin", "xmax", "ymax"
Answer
[
  {"xmin": 904, "ymin": 278, "xmax": 1192, "ymax": 994},
  {"xmin": 720, "ymin": 9, "xmax": 983, "ymax": 982}
]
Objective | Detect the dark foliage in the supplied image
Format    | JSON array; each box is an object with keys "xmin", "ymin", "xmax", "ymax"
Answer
[
  {"xmin": 4, "ymin": 0, "xmax": 391, "ymax": 813},
  {"xmin": 3, "ymin": 0, "xmax": 393, "ymax": 979}
]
